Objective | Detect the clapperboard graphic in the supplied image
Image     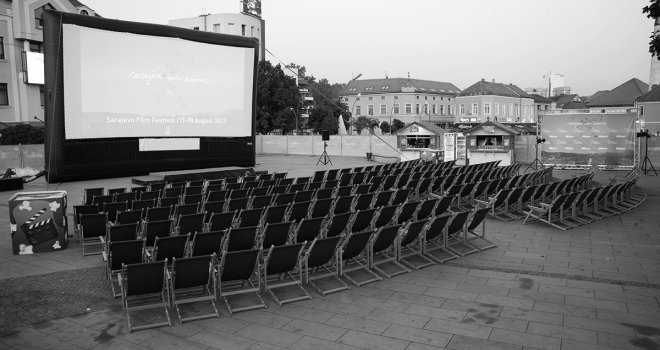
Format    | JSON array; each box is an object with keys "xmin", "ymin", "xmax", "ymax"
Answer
[{"xmin": 20, "ymin": 208, "xmax": 59, "ymax": 246}]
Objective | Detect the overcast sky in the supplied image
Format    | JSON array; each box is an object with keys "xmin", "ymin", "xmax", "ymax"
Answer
[{"xmin": 81, "ymin": 0, "xmax": 652, "ymax": 96}]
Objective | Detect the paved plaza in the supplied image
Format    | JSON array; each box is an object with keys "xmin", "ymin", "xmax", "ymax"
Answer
[{"xmin": 1, "ymin": 154, "xmax": 659, "ymax": 350}]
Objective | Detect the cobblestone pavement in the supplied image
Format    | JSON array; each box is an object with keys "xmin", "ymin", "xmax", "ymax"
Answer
[{"xmin": 1, "ymin": 155, "xmax": 659, "ymax": 350}]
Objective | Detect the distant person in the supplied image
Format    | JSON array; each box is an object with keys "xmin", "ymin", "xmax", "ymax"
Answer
[{"xmin": 485, "ymin": 138, "xmax": 494, "ymax": 146}]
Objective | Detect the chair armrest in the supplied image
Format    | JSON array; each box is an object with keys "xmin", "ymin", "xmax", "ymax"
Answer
[
  {"xmin": 474, "ymin": 199, "xmax": 490, "ymax": 206},
  {"xmin": 99, "ymin": 236, "xmax": 106, "ymax": 245},
  {"xmin": 102, "ymin": 251, "xmax": 108, "ymax": 262},
  {"xmin": 539, "ymin": 203, "xmax": 552, "ymax": 209},
  {"xmin": 117, "ymin": 273, "xmax": 123, "ymax": 287}
]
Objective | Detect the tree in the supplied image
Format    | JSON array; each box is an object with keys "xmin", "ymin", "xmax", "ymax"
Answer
[
  {"xmin": 256, "ymin": 60, "xmax": 300, "ymax": 134},
  {"xmin": 644, "ymin": 0, "xmax": 660, "ymax": 58},
  {"xmin": 307, "ymin": 78, "xmax": 349, "ymax": 134},
  {"xmin": 380, "ymin": 121, "xmax": 391, "ymax": 134},
  {"xmin": 391, "ymin": 119, "xmax": 406, "ymax": 133}
]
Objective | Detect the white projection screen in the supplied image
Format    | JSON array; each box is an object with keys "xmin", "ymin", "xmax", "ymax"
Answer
[{"xmin": 62, "ymin": 24, "xmax": 255, "ymax": 139}]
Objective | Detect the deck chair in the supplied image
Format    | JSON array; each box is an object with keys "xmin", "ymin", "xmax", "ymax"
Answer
[
  {"xmin": 423, "ymin": 214, "xmax": 456, "ymax": 263},
  {"xmin": 332, "ymin": 195, "xmax": 355, "ymax": 214},
  {"xmin": 324, "ymin": 212, "xmax": 352, "ymax": 238},
  {"xmin": 229, "ymin": 188, "xmax": 250, "ymax": 199},
  {"xmin": 475, "ymin": 188, "xmax": 515, "ymax": 221},
  {"xmin": 397, "ymin": 219, "xmax": 434, "ymax": 270},
  {"xmin": 142, "ymin": 219, "xmax": 173, "ymax": 248},
  {"xmin": 323, "ymin": 179, "xmax": 339, "ymax": 189},
  {"xmin": 226, "ymin": 226, "xmax": 259, "ymax": 252},
  {"xmin": 148, "ymin": 234, "xmax": 189, "ymax": 263},
  {"xmin": 287, "ymin": 200, "xmax": 312, "ymax": 223},
  {"xmin": 73, "ymin": 204, "xmax": 100, "ymax": 237},
  {"xmin": 354, "ymin": 184, "xmax": 371, "ymax": 196},
  {"xmin": 174, "ymin": 203, "xmax": 200, "ymax": 217},
  {"xmin": 140, "ymin": 190, "xmax": 160, "ymax": 201},
  {"xmin": 83, "ymin": 187, "xmax": 104, "ymax": 205},
  {"xmin": 218, "ymin": 248, "xmax": 266, "ymax": 314},
  {"xmin": 354, "ymin": 193, "xmax": 375, "ymax": 211},
  {"xmin": 184, "ymin": 186, "xmax": 203, "ymax": 196},
  {"xmin": 260, "ymin": 221, "xmax": 293, "ymax": 250},
  {"xmin": 158, "ymin": 196, "xmax": 180, "ymax": 209},
  {"xmin": 203, "ymin": 200, "xmax": 225, "ymax": 222},
  {"xmin": 464, "ymin": 207, "xmax": 496, "ymax": 251},
  {"xmin": 336, "ymin": 185, "xmax": 353, "ymax": 197},
  {"xmin": 373, "ymin": 190, "xmax": 394, "ymax": 208},
  {"xmin": 396, "ymin": 201, "xmax": 420, "ymax": 225},
  {"xmin": 306, "ymin": 181, "xmax": 322, "ymax": 191},
  {"xmin": 260, "ymin": 179, "xmax": 278, "ymax": 188},
  {"xmin": 262, "ymin": 243, "xmax": 311, "ymax": 305},
  {"xmin": 294, "ymin": 190, "xmax": 316, "ymax": 203},
  {"xmin": 310, "ymin": 198, "xmax": 333, "ymax": 219},
  {"xmin": 190, "ymin": 230, "xmax": 226, "ymax": 257},
  {"xmin": 416, "ymin": 198, "xmax": 439, "ymax": 221},
  {"xmin": 315, "ymin": 188, "xmax": 335, "ymax": 200},
  {"xmin": 92, "ymin": 195, "xmax": 114, "ymax": 210},
  {"xmin": 250, "ymin": 194, "xmax": 273, "ymax": 209},
  {"xmin": 294, "ymin": 176, "xmax": 310, "ymax": 185},
  {"xmin": 176, "ymin": 212, "xmax": 206, "ymax": 236},
  {"xmin": 352, "ymin": 172, "xmax": 366, "ymax": 185},
  {"xmin": 338, "ymin": 230, "xmax": 381, "ymax": 287},
  {"xmin": 101, "ymin": 222, "xmax": 139, "ymax": 254},
  {"xmin": 208, "ymin": 211, "xmax": 236, "ymax": 231},
  {"xmin": 148, "ymin": 182, "xmax": 166, "ymax": 194},
  {"xmin": 339, "ymin": 173, "xmax": 354, "ymax": 187},
  {"xmin": 250, "ymin": 186, "xmax": 270, "ymax": 197},
  {"xmin": 169, "ymin": 254, "xmax": 219, "ymax": 323},
  {"xmin": 132, "ymin": 199, "xmax": 156, "ymax": 211},
  {"xmin": 381, "ymin": 175, "xmax": 398, "ymax": 191},
  {"xmin": 79, "ymin": 212, "xmax": 108, "ymax": 256},
  {"xmin": 263, "ymin": 204, "xmax": 289, "ymax": 225},
  {"xmin": 103, "ymin": 239, "xmax": 145, "ymax": 297},
  {"xmin": 274, "ymin": 192, "xmax": 296, "ymax": 206},
  {"xmin": 351, "ymin": 208, "xmax": 378, "ymax": 233},
  {"xmin": 206, "ymin": 190, "xmax": 228, "ymax": 202},
  {"xmin": 369, "ymin": 224, "xmax": 409, "ymax": 278},
  {"xmin": 119, "ymin": 260, "xmax": 171, "ymax": 332},
  {"xmin": 115, "ymin": 192, "xmax": 137, "ymax": 207},
  {"xmin": 294, "ymin": 217, "xmax": 324, "ymax": 243},
  {"xmin": 145, "ymin": 206, "xmax": 172, "ymax": 222},
  {"xmin": 312, "ymin": 170, "xmax": 326, "ymax": 183},
  {"xmin": 445, "ymin": 211, "xmax": 478, "ymax": 257},
  {"xmin": 115, "ymin": 209, "xmax": 143, "ymax": 226},
  {"xmin": 434, "ymin": 195, "xmax": 456, "ymax": 215},
  {"xmin": 236, "ymin": 208, "xmax": 264, "ymax": 228},
  {"xmin": 325, "ymin": 169, "xmax": 340, "ymax": 182},
  {"xmin": 303, "ymin": 236, "xmax": 348, "ymax": 295},
  {"xmin": 523, "ymin": 194, "xmax": 573, "ymax": 230},
  {"xmin": 374, "ymin": 204, "xmax": 398, "ymax": 229},
  {"xmin": 391, "ymin": 189, "xmax": 411, "ymax": 206},
  {"xmin": 225, "ymin": 197, "xmax": 249, "ymax": 212},
  {"xmin": 183, "ymin": 194, "xmax": 204, "ymax": 206}
]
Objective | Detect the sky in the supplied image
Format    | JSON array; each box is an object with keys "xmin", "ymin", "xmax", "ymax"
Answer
[{"xmin": 81, "ymin": 0, "xmax": 653, "ymax": 96}]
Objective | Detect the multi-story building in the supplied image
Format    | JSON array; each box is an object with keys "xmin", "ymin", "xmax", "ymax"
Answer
[
  {"xmin": 169, "ymin": 1, "xmax": 265, "ymax": 61},
  {"xmin": 0, "ymin": 0, "xmax": 96, "ymax": 122},
  {"xmin": 339, "ymin": 77, "xmax": 461, "ymax": 126},
  {"xmin": 586, "ymin": 78, "xmax": 648, "ymax": 110},
  {"xmin": 455, "ymin": 79, "xmax": 535, "ymax": 124}
]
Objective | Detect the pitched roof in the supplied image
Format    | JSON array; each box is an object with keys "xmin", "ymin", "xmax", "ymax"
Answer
[
  {"xmin": 583, "ymin": 90, "xmax": 609, "ymax": 103},
  {"xmin": 464, "ymin": 120, "xmax": 518, "ymax": 135},
  {"xmin": 417, "ymin": 121, "xmax": 447, "ymax": 135},
  {"xmin": 340, "ymin": 78, "xmax": 461, "ymax": 96},
  {"xmin": 550, "ymin": 94, "xmax": 585, "ymax": 109},
  {"xmin": 586, "ymin": 78, "xmax": 648, "ymax": 107},
  {"xmin": 66, "ymin": 0, "xmax": 101, "ymax": 16},
  {"xmin": 528, "ymin": 94, "xmax": 552, "ymax": 103},
  {"xmin": 636, "ymin": 84, "xmax": 660, "ymax": 102},
  {"xmin": 458, "ymin": 80, "xmax": 531, "ymax": 98}
]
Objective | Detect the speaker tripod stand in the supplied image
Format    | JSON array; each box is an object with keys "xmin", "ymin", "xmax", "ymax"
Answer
[
  {"xmin": 524, "ymin": 139, "xmax": 545, "ymax": 173},
  {"xmin": 640, "ymin": 135, "xmax": 657, "ymax": 176},
  {"xmin": 316, "ymin": 141, "xmax": 332, "ymax": 165}
]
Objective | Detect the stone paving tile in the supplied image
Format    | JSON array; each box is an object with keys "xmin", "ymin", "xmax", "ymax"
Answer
[
  {"xmin": 537, "ymin": 283, "xmax": 595, "ymax": 298},
  {"xmin": 499, "ymin": 307, "xmax": 563, "ymax": 326},
  {"xmin": 388, "ymin": 291, "xmax": 447, "ymax": 308},
  {"xmin": 559, "ymin": 339, "xmax": 623, "ymax": 350},
  {"xmin": 475, "ymin": 294, "xmax": 534, "ymax": 310},
  {"xmin": 231, "ymin": 309, "xmax": 293, "ymax": 328},
  {"xmin": 563, "ymin": 315, "xmax": 635, "ymax": 336},
  {"xmin": 248, "ymin": 342, "xmax": 289, "ymax": 350},
  {"xmin": 382, "ymin": 323, "xmax": 453, "ymax": 348},
  {"xmin": 596, "ymin": 331, "xmax": 650, "ymax": 350},
  {"xmin": 194, "ymin": 316, "xmax": 251, "ymax": 333},
  {"xmin": 526, "ymin": 322, "xmax": 598, "ymax": 344},
  {"xmin": 314, "ymin": 300, "xmax": 375, "ymax": 317},
  {"xmin": 264, "ymin": 304, "xmax": 335, "ymax": 324},
  {"xmin": 235, "ymin": 324, "xmax": 303, "ymax": 348},
  {"xmin": 594, "ymin": 289, "xmax": 659, "ymax": 306},
  {"xmin": 338, "ymin": 330, "xmax": 409, "ymax": 350},
  {"xmin": 90, "ymin": 338, "xmax": 150, "ymax": 350},
  {"xmin": 351, "ymin": 295, "xmax": 410, "ymax": 312},
  {"xmin": 489, "ymin": 329, "xmax": 562, "ymax": 350},
  {"xmin": 423, "ymin": 287, "xmax": 478, "ymax": 302},
  {"xmin": 532, "ymin": 301, "xmax": 596, "ymax": 319},
  {"xmin": 281, "ymin": 319, "xmax": 348, "ymax": 342},
  {"xmin": 461, "ymin": 312, "xmax": 528, "ymax": 333},
  {"xmin": 507, "ymin": 288, "xmax": 566, "ymax": 305},
  {"xmin": 564, "ymin": 295, "xmax": 629, "ymax": 312},
  {"xmin": 324, "ymin": 314, "xmax": 389, "ymax": 335},
  {"xmin": 624, "ymin": 303, "xmax": 660, "ymax": 317},
  {"xmin": 456, "ymin": 282, "xmax": 510, "ymax": 297},
  {"xmin": 424, "ymin": 317, "xmax": 492, "ymax": 339},
  {"xmin": 466, "ymin": 269, "xmax": 518, "ymax": 281},
  {"xmin": 407, "ymin": 276, "xmax": 460, "ymax": 290},
  {"xmin": 446, "ymin": 334, "xmax": 522, "ymax": 350},
  {"xmin": 137, "ymin": 331, "xmax": 210, "ymax": 350},
  {"xmin": 405, "ymin": 342, "xmax": 450, "ymax": 350},
  {"xmin": 365, "ymin": 308, "xmax": 430, "ymax": 329},
  {"xmin": 289, "ymin": 335, "xmax": 362, "ymax": 350},
  {"xmin": 373, "ymin": 280, "xmax": 427, "ymax": 295},
  {"xmin": 0, "ymin": 328, "xmax": 63, "ymax": 349},
  {"xmin": 486, "ymin": 277, "xmax": 540, "ymax": 291},
  {"xmin": 564, "ymin": 280, "xmax": 624, "ymax": 294}
]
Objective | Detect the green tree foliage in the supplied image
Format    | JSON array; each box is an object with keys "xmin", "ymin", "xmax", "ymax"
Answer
[
  {"xmin": 391, "ymin": 119, "xmax": 406, "ymax": 133},
  {"xmin": 644, "ymin": 0, "xmax": 660, "ymax": 58},
  {"xmin": 256, "ymin": 60, "xmax": 300, "ymax": 134}
]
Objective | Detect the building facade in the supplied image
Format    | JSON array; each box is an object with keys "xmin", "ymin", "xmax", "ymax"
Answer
[
  {"xmin": 455, "ymin": 79, "xmax": 535, "ymax": 124},
  {"xmin": 0, "ymin": 0, "xmax": 95, "ymax": 122},
  {"xmin": 339, "ymin": 78, "xmax": 461, "ymax": 126},
  {"xmin": 169, "ymin": 12, "xmax": 265, "ymax": 61}
]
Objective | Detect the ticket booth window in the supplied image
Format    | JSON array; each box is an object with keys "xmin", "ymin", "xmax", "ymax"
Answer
[
  {"xmin": 476, "ymin": 135, "xmax": 503, "ymax": 149},
  {"xmin": 407, "ymin": 135, "xmax": 431, "ymax": 148}
]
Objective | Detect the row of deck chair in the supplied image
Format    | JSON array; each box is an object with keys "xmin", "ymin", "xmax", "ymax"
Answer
[{"xmin": 523, "ymin": 178, "xmax": 645, "ymax": 230}]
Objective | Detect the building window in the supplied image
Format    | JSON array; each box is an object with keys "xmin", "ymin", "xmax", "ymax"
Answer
[
  {"xmin": 425, "ymin": 96, "xmax": 428, "ymax": 100},
  {"xmin": 213, "ymin": 24, "xmax": 221, "ymax": 32},
  {"xmin": 509, "ymin": 104, "xmax": 514, "ymax": 116},
  {"xmin": 0, "ymin": 37, "xmax": 4, "ymax": 59},
  {"xmin": 35, "ymin": 3, "xmax": 55, "ymax": 28},
  {"xmin": 460, "ymin": 104, "xmax": 466, "ymax": 115},
  {"xmin": 416, "ymin": 96, "xmax": 419, "ymax": 100},
  {"xmin": 251, "ymin": 26, "xmax": 255, "ymax": 36},
  {"xmin": 415, "ymin": 104, "xmax": 420, "ymax": 114},
  {"xmin": 380, "ymin": 104, "xmax": 386, "ymax": 115},
  {"xmin": 405, "ymin": 104, "xmax": 412, "ymax": 114},
  {"xmin": 0, "ymin": 83, "xmax": 8, "ymax": 106},
  {"xmin": 193, "ymin": 26, "xmax": 200, "ymax": 30},
  {"xmin": 393, "ymin": 104, "xmax": 400, "ymax": 114},
  {"xmin": 381, "ymin": 96, "xmax": 385, "ymax": 100},
  {"xmin": 40, "ymin": 85, "xmax": 45, "ymax": 107},
  {"xmin": 432, "ymin": 104, "xmax": 436, "ymax": 114},
  {"xmin": 448, "ymin": 98, "xmax": 451, "ymax": 101},
  {"xmin": 639, "ymin": 105, "xmax": 644, "ymax": 116},
  {"xmin": 394, "ymin": 95, "xmax": 399, "ymax": 99},
  {"xmin": 440, "ymin": 105, "xmax": 445, "ymax": 115},
  {"xmin": 228, "ymin": 23, "xmax": 235, "ymax": 34},
  {"xmin": 441, "ymin": 97, "xmax": 444, "ymax": 101},
  {"xmin": 355, "ymin": 106, "xmax": 361, "ymax": 116},
  {"xmin": 433, "ymin": 97, "xmax": 436, "ymax": 100},
  {"xmin": 368, "ymin": 96, "xmax": 373, "ymax": 101},
  {"xmin": 241, "ymin": 24, "xmax": 246, "ymax": 36},
  {"xmin": 356, "ymin": 97, "xmax": 360, "ymax": 101},
  {"xmin": 448, "ymin": 105, "xmax": 453, "ymax": 115},
  {"xmin": 29, "ymin": 41, "xmax": 43, "ymax": 53},
  {"xmin": 472, "ymin": 103, "xmax": 479, "ymax": 115},
  {"xmin": 368, "ymin": 105, "xmax": 374, "ymax": 115},
  {"xmin": 515, "ymin": 104, "xmax": 520, "ymax": 117},
  {"xmin": 484, "ymin": 103, "xmax": 491, "ymax": 115}
]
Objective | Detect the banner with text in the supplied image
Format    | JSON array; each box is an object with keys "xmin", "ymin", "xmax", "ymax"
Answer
[{"xmin": 541, "ymin": 113, "xmax": 636, "ymax": 167}]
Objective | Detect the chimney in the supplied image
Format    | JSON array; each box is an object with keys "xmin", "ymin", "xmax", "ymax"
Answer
[
  {"xmin": 481, "ymin": 78, "xmax": 485, "ymax": 82},
  {"xmin": 492, "ymin": 79, "xmax": 495, "ymax": 83}
]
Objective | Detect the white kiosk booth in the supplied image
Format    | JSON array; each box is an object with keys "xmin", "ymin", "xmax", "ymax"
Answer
[
  {"xmin": 463, "ymin": 121, "xmax": 517, "ymax": 166},
  {"xmin": 396, "ymin": 122, "xmax": 445, "ymax": 162}
]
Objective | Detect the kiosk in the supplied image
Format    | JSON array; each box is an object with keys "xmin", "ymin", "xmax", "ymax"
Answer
[
  {"xmin": 463, "ymin": 121, "xmax": 517, "ymax": 166},
  {"xmin": 396, "ymin": 122, "xmax": 445, "ymax": 162}
]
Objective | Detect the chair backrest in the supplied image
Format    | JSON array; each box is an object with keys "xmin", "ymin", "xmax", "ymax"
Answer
[
  {"xmin": 265, "ymin": 242, "xmax": 305, "ymax": 276},
  {"xmin": 417, "ymin": 198, "xmax": 438, "ymax": 220},
  {"xmin": 203, "ymin": 200, "xmax": 225, "ymax": 219},
  {"xmin": 122, "ymin": 260, "xmax": 167, "ymax": 297},
  {"xmin": 207, "ymin": 190, "xmax": 228, "ymax": 202},
  {"xmin": 354, "ymin": 193, "xmax": 375, "ymax": 211},
  {"xmin": 92, "ymin": 195, "xmax": 114, "ymax": 208},
  {"xmin": 103, "ymin": 202, "xmax": 127, "ymax": 223},
  {"xmin": 153, "ymin": 234, "xmax": 189, "ymax": 262},
  {"xmin": 333, "ymin": 195, "xmax": 355, "ymax": 214},
  {"xmin": 164, "ymin": 187, "xmax": 183, "ymax": 198},
  {"xmin": 295, "ymin": 217, "xmax": 324, "ymax": 243},
  {"xmin": 270, "ymin": 185, "xmax": 290, "ymax": 196},
  {"xmin": 274, "ymin": 193, "xmax": 296, "ymax": 206},
  {"xmin": 371, "ymin": 224, "xmax": 402, "ymax": 254},
  {"xmin": 336, "ymin": 186, "xmax": 353, "ymax": 197},
  {"xmin": 493, "ymin": 189, "xmax": 513, "ymax": 208},
  {"xmin": 220, "ymin": 248, "xmax": 260, "ymax": 282},
  {"xmin": 226, "ymin": 226, "xmax": 259, "ymax": 251},
  {"xmin": 145, "ymin": 206, "xmax": 172, "ymax": 222},
  {"xmin": 185, "ymin": 186, "xmax": 203, "ymax": 196},
  {"xmin": 312, "ymin": 170, "xmax": 326, "ymax": 183},
  {"xmin": 294, "ymin": 190, "xmax": 315, "ymax": 203},
  {"xmin": 149, "ymin": 182, "xmax": 166, "ymax": 193},
  {"xmin": 175, "ymin": 203, "xmax": 200, "ymax": 217},
  {"xmin": 351, "ymin": 208, "xmax": 378, "ymax": 233},
  {"xmin": 144, "ymin": 219, "xmax": 173, "ymax": 246},
  {"xmin": 467, "ymin": 207, "xmax": 490, "ymax": 232},
  {"xmin": 374, "ymin": 205, "xmax": 398, "ymax": 229},
  {"xmin": 132, "ymin": 199, "xmax": 156, "ymax": 211},
  {"xmin": 108, "ymin": 223, "xmax": 139, "ymax": 242},
  {"xmin": 83, "ymin": 187, "xmax": 104, "ymax": 205},
  {"xmin": 310, "ymin": 198, "xmax": 333, "ymax": 219},
  {"xmin": 74, "ymin": 204, "xmax": 100, "ymax": 226},
  {"xmin": 325, "ymin": 169, "xmax": 340, "ymax": 181},
  {"xmin": 177, "ymin": 212, "xmax": 206, "ymax": 235},
  {"xmin": 288, "ymin": 183, "xmax": 307, "ymax": 193},
  {"xmin": 396, "ymin": 201, "xmax": 420, "ymax": 225},
  {"xmin": 339, "ymin": 173, "xmax": 354, "ymax": 186},
  {"xmin": 446, "ymin": 211, "xmax": 471, "ymax": 237},
  {"xmin": 191, "ymin": 230, "xmax": 226, "ymax": 256},
  {"xmin": 116, "ymin": 209, "xmax": 143, "ymax": 225},
  {"xmin": 229, "ymin": 189, "xmax": 250, "ymax": 199},
  {"xmin": 172, "ymin": 254, "xmax": 214, "ymax": 289},
  {"xmin": 209, "ymin": 211, "xmax": 236, "ymax": 231},
  {"xmin": 109, "ymin": 239, "xmax": 145, "ymax": 271},
  {"xmin": 315, "ymin": 188, "xmax": 335, "ymax": 200},
  {"xmin": 183, "ymin": 194, "xmax": 204, "ymax": 205},
  {"xmin": 235, "ymin": 208, "xmax": 263, "ymax": 228},
  {"xmin": 325, "ymin": 212, "xmax": 352, "ymax": 237},
  {"xmin": 391, "ymin": 189, "xmax": 411, "ymax": 206},
  {"xmin": 80, "ymin": 213, "xmax": 108, "ymax": 239},
  {"xmin": 341, "ymin": 231, "xmax": 374, "ymax": 260},
  {"xmin": 288, "ymin": 201, "xmax": 312, "ymax": 223},
  {"xmin": 262, "ymin": 204, "xmax": 288, "ymax": 225},
  {"xmin": 140, "ymin": 190, "xmax": 161, "ymax": 201},
  {"xmin": 434, "ymin": 196, "xmax": 455, "ymax": 216},
  {"xmin": 352, "ymin": 172, "xmax": 366, "ymax": 185},
  {"xmin": 354, "ymin": 184, "xmax": 371, "ymax": 196},
  {"xmin": 251, "ymin": 186, "xmax": 270, "ymax": 197},
  {"xmin": 251, "ymin": 195, "xmax": 273, "ymax": 209},
  {"xmin": 425, "ymin": 214, "xmax": 452, "ymax": 241},
  {"xmin": 262, "ymin": 221, "xmax": 293, "ymax": 248},
  {"xmin": 400, "ymin": 219, "xmax": 429, "ymax": 247},
  {"xmin": 115, "ymin": 192, "xmax": 137, "ymax": 206},
  {"xmin": 373, "ymin": 190, "xmax": 394, "ymax": 208},
  {"xmin": 306, "ymin": 236, "xmax": 341, "ymax": 268}
]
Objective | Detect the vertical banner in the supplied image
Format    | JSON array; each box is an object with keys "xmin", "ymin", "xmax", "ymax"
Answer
[{"xmin": 541, "ymin": 113, "xmax": 636, "ymax": 167}]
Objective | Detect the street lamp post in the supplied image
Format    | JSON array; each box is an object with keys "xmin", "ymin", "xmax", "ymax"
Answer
[{"xmin": 289, "ymin": 107, "xmax": 298, "ymax": 135}]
